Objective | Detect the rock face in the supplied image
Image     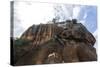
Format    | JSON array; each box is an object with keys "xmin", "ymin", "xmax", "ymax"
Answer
[
  {"xmin": 20, "ymin": 23, "xmax": 64, "ymax": 48},
  {"xmin": 13, "ymin": 19, "xmax": 97, "ymax": 66}
]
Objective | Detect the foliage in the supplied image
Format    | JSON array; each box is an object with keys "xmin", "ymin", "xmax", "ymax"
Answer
[{"xmin": 14, "ymin": 38, "xmax": 31, "ymax": 46}]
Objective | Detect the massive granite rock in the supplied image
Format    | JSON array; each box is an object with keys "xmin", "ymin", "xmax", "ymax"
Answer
[
  {"xmin": 20, "ymin": 23, "xmax": 64, "ymax": 48},
  {"xmin": 13, "ymin": 19, "xmax": 97, "ymax": 65}
]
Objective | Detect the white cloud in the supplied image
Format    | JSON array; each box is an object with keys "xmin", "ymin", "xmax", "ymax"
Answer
[
  {"xmin": 83, "ymin": 12, "xmax": 87, "ymax": 19},
  {"xmin": 72, "ymin": 6, "xmax": 81, "ymax": 19},
  {"xmin": 79, "ymin": 20, "xmax": 85, "ymax": 25},
  {"xmin": 14, "ymin": 2, "xmax": 55, "ymax": 37},
  {"xmin": 63, "ymin": 5, "xmax": 73, "ymax": 19}
]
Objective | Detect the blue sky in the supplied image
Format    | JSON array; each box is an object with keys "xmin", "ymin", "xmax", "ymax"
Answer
[
  {"xmin": 78, "ymin": 6, "xmax": 97, "ymax": 33},
  {"xmin": 14, "ymin": 1, "xmax": 97, "ymax": 51},
  {"xmin": 14, "ymin": 2, "xmax": 97, "ymax": 37}
]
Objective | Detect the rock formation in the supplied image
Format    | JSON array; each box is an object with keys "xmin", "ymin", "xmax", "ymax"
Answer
[{"xmin": 13, "ymin": 19, "xmax": 97, "ymax": 65}]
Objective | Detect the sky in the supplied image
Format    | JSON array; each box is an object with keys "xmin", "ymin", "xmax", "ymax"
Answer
[
  {"xmin": 13, "ymin": 1, "xmax": 97, "ymax": 52},
  {"xmin": 13, "ymin": 1, "xmax": 97, "ymax": 39},
  {"xmin": 14, "ymin": 2, "xmax": 55, "ymax": 37}
]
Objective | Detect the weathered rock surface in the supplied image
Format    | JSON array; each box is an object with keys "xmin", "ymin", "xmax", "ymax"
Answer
[
  {"xmin": 20, "ymin": 24, "xmax": 64, "ymax": 47},
  {"xmin": 13, "ymin": 19, "xmax": 97, "ymax": 66}
]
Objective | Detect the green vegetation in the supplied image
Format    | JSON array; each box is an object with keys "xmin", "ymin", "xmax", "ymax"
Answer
[{"xmin": 14, "ymin": 38, "xmax": 31, "ymax": 46}]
